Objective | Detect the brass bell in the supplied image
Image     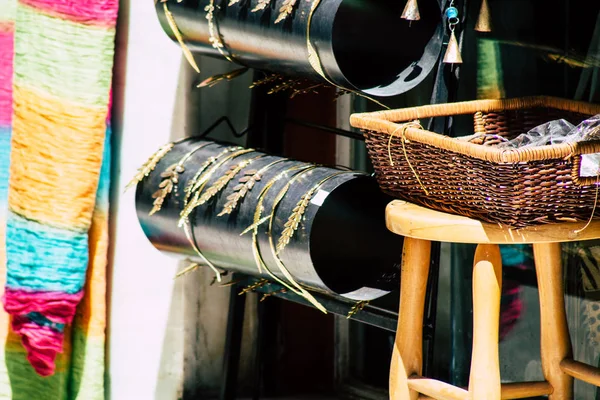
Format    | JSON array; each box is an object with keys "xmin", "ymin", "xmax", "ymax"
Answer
[
  {"xmin": 443, "ymin": 31, "xmax": 463, "ymax": 64},
  {"xmin": 401, "ymin": 0, "xmax": 421, "ymax": 21},
  {"xmin": 475, "ymin": 0, "xmax": 492, "ymax": 32}
]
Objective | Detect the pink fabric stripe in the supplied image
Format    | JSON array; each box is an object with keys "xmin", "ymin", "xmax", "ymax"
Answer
[
  {"xmin": 0, "ymin": 29, "xmax": 14, "ymax": 126},
  {"xmin": 4, "ymin": 289, "xmax": 83, "ymax": 375},
  {"xmin": 19, "ymin": 0, "xmax": 119, "ymax": 28},
  {"xmin": 12, "ymin": 317, "xmax": 64, "ymax": 376},
  {"xmin": 3, "ymin": 288, "xmax": 84, "ymax": 323}
]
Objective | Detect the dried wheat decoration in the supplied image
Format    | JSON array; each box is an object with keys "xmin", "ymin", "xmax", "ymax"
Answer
[
  {"xmin": 149, "ymin": 142, "xmax": 211, "ymax": 215},
  {"xmin": 126, "ymin": 142, "xmax": 175, "ymax": 190},
  {"xmin": 179, "ymin": 148, "xmax": 254, "ymax": 225},
  {"xmin": 218, "ymin": 159, "xmax": 288, "ymax": 216},
  {"xmin": 276, "ymin": 171, "xmax": 349, "ymax": 254},
  {"xmin": 195, "ymin": 155, "xmax": 265, "ymax": 207}
]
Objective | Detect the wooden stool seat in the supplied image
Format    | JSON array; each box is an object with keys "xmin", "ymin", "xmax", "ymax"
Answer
[
  {"xmin": 386, "ymin": 200, "xmax": 600, "ymax": 400},
  {"xmin": 387, "ymin": 200, "xmax": 600, "ymax": 244}
]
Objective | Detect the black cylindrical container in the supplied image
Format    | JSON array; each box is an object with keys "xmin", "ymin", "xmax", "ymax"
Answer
[
  {"xmin": 136, "ymin": 139, "xmax": 403, "ymax": 301},
  {"xmin": 155, "ymin": 0, "xmax": 444, "ymax": 97}
]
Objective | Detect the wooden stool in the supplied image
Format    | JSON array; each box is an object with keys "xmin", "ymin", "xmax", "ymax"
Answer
[{"xmin": 386, "ymin": 200, "xmax": 600, "ymax": 400}]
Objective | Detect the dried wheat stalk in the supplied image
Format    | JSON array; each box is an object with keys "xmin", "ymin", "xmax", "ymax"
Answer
[
  {"xmin": 334, "ymin": 88, "xmax": 353, "ymax": 99},
  {"xmin": 268, "ymin": 79, "xmax": 297, "ymax": 94},
  {"xmin": 266, "ymin": 170, "xmax": 328, "ymax": 314},
  {"xmin": 197, "ymin": 67, "xmax": 249, "ymax": 88},
  {"xmin": 290, "ymin": 83, "xmax": 323, "ymax": 98},
  {"xmin": 241, "ymin": 215, "xmax": 270, "ymax": 236},
  {"xmin": 218, "ymin": 169, "xmax": 261, "ymax": 216},
  {"xmin": 196, "ymin": 159, "xmax": 255, "ymax": 207},
  {"xmin": 126, "ymin": 142, "xmax": 174, "ymax": 191},
  {"xmin": 150, "ymin": 163, "xmax": 184, "ymax": 215},
  {"xmin": 178, "ymin": 148, "xmax": 250, "ymax": 225},
  {"xmin": 180, "ymin": 190, "xmax": 201, "ymax": 226},
  {"xmin": 184, "ymin": 148, "xmax": 239, "ymax": 201},
  {"xmin": 347, "ymin": 301, "xmax": 369, "ymax": 319},
  {"xmin": 250, "ymin": 74, "xmax": 283, "ymax": 88},
  {"xmin": 274, "ymin": 0, "xmax": 297, "ymax": 23},
  {"xmin": 276, "ymin": 186, "xmax": 317, "ymax": 253},
  {"xmin": 260, "ymin": 288, "xmax": 287, "ymax": 302},
  {"xmin": 238, "ymin": 279, "xmax": 269, "ymax": 295},
  {"xmin": 175, "ymin": 263, "xmax": 200, "ymax": 278},
  {"xmin": 251, "ymin": 0, "xmax": 272, "ymax": 12},
  {"xmin": 205, "ymin": 4, "xmax": 225, "ymax": 53},
  {"xmin": 251, "ymin": 72, "xmax": 325, "ymax": 98},
  {"xmin": 163, "ymin": 2, "xmax": 200, "ymax": 73},
  {"xmin": 218, "ymin": 159, "xmax": 288, "ymax": 217}
]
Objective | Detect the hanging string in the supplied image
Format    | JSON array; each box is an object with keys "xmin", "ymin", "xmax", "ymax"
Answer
[
  {"xmin": 387, "ymin": 121, "xmax": 429, "ymax": 195},
  {"xmin": 443, "ymin": 1, "xmax": 463, "ymax": 64},
  {"xmin": 573, "ymin": 169, "xmax": 600, "ymax": 236}
]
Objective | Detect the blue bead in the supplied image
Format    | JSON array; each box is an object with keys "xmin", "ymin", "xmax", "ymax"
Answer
[{"xmin": 445, "ymin": 6, "xmax": 458, "ymax": 19}]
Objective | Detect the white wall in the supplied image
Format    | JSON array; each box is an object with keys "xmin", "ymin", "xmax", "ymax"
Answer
[
  {"xmin": 109, "ymin": 1, "xmax": 186, "ymax": 399},
  {"xmin": 108, "ymin": 3, "xmax": 257, "ymax": 399}
]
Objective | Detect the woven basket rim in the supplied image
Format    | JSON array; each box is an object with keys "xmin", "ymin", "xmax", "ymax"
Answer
[{"xmin": 350, "ymin": 96, "xmax": 600, "ymax": 164}]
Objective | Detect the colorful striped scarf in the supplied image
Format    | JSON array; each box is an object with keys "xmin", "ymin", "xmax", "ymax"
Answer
[{"xmin": 0, "ymin": 0, "xmax": 117, "ymax": 394}]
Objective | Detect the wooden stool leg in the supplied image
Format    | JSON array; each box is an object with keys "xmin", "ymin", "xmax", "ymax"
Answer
[
  {"xmin": 390, "ymin": 237, "xmax": 431, "ymax": 400},
  {"xmin": 468, "ymin": 244, "xmax": 502, "ymax": 400},
  {"xmin": 533, "ymin": 242, "xmax": 573, "ymax": 400}
]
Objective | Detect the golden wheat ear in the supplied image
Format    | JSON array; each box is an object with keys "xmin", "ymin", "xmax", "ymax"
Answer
[{"xmin": 274, "ymin": 0, "xmax": 297, "ymax": 23}]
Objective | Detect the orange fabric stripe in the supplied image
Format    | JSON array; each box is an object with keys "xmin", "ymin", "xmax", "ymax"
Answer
[{"xmin": 8, "ymin": 84, "xmax": 106, "ymax": 230}]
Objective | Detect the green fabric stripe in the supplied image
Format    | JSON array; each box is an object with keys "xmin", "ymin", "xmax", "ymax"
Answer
[
  {"xmin": 0, "ymin": 0, "xmax": 16, "ymax": 22},
  {"xmin": 14, "ymin": 4, "xmax": 115, "ymax": 107},
  {"xmin": 68, "ymin": 332, "xmax": 104, "ymax": 400},
  {"xmin": 0, "ymin": 347, "xmax": 70, "ymax": 399}
]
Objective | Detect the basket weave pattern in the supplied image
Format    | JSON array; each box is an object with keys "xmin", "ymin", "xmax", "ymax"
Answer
[{"xmin": 351, "ymin": 97, "xmax": 600, "ymax": 228}]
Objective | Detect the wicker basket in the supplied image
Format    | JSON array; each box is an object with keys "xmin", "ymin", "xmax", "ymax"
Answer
[{"xmin": 350, "ymin": 96, "xmax": 600, "ymax": 228}]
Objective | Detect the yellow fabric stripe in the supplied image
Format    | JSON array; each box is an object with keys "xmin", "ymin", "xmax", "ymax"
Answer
[{"xmin": 8, "ymin": 84, "xmax": 106, "ymax": 230}]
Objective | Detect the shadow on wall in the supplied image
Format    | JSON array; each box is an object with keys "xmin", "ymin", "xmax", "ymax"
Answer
[
  {"xmin": 105, "ymin": 0, "xmax": 129, "ymax": 397},
  {"xmin": 154, "ymin": 54, "xmax": 258, "ymax": 399},
  {"xmin": 108, "ymin": 0, "xmax": 258, "ymax": 396}
]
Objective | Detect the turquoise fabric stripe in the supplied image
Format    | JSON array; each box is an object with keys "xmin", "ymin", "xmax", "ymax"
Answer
[{"xmin": 6, "ymin": 212, "xmax": 88, "ymax": 294}]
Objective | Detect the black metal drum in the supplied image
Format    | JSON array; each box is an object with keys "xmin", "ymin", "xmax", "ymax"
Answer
[
  {"xmin": 155, "ymin": 0, "xmax": 444, "ymax": 97},
  {"xmin": 135, "ymin": 139, "xmax": 403, "ymax": 301}
]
